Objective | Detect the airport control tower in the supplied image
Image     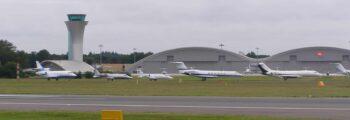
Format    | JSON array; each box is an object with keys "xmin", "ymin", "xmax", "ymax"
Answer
[{"xmin": 65, "ymin": 14, "xmax": 88, "ymax": 62}]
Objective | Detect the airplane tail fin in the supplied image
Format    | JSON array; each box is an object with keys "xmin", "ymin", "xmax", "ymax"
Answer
[
  {"xmin": 171, "ymin": 62, "xmax": 189, "ymax": 74},
  {"xmin": 93, "ymin": 69, "xmax": 101, "ymax": 78},
  {"xmin": 257, "ymin": 62, "xmax": 272, "ymax": 75},
  {"xmin": 36, "ymin": 61, "xmax": 43, "ymax": 70},
  {"xmin": 136, "ymin": 68, "xmax": 144, "ymax": 77},
  {"xmin": 171, "ymin": 62, "xmax": 188, "ymax": 70},
  {"xmin": 161, "ymin": 68, "xmax": 168, "ymax": 75},
  {"xmin": 332, "ymin": 63, "xmax": 347, "ymax": 73}
]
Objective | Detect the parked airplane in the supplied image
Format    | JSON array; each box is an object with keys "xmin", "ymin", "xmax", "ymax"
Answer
[
  {"xmin": 35, "ymin": 61, "xmax": 77, "ymax": 80},
  {"xmin": 257, "ymin": 62, "xmax": 323, "ymax": 80},
  {"xmin": 331, "ymin": 63, "xmax": 350, "ymax": 76},
  {"xmin": 172, "ymin": 62, "xmax": 242, "ymax": 81},
  {"xmin": 136, "ymin": 68, "xmax": 173, "ymax": 81},
  {"xmin": 93, "ymin": 70, "xmax": 132, "ymax": 80}
]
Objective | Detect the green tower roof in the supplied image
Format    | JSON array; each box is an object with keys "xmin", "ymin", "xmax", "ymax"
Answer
[{"xmin": 67, "ymin": 14, "xmax": 86, "ymax": 21}]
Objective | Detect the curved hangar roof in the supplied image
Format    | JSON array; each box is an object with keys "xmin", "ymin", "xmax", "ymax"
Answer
[
  {"xmin": 141, "ymin": 47, "xmax": 254, "ymax": 61},
  {"xmin": 41, "ymin": 60, "xmax": 95, "ymax": 73},
  {"xmin": 259, "ymin": 46, "xmax": 350, "ymax": 73},
  {"xmin": 264, "ymin": 46, "xmax": 350, "ymax": 62},
  {"xmin": 127, "ymin": 46, "xmax": 350, "ymax": 73},
  {"xmin": 127, "ymin": 47, "xmax": 255, "ymax": 73}
]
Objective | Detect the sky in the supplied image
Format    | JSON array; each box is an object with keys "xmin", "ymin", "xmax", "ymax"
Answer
[{"xmin": 1, "ymin": 0, "xmax": 350, "ymax": 55}]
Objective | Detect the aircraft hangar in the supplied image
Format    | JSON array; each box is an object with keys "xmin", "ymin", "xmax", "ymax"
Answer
[
  {"xmin": 127, "ymin": 46, "xmax": 350, "ymax": 74},
  {"xmin": 41, "ymin": 60, "xmax": 95, "ymax": 73},
  {"xmin": 263, "ymin": 46, "xmax": 350, "ymax": 73},
  {"xmin": 127, "ymin": 47, "xmax": 255, "ymax": 73}
]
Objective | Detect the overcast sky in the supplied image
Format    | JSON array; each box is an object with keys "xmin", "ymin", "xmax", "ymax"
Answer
[{"xmin": 1, "ymin": 0, "xmax": 350, "ymax": 55}]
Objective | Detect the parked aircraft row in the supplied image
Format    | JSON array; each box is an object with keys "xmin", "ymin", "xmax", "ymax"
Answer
[
  {"xmin": 173, "ymin": 62, "xmax": 349, "ymax": 81},
  {"xmin": 34, "ymin": 61, "xmax": 172, "ymax": 81},
  {"xmin": 33, "ymin": 61, "xmax": 350, "ymax": 81}
]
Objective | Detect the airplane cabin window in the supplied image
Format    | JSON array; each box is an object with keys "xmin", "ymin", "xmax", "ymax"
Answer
[
  {"xmin": 343, "ymin": 55, "xmax": 349, "ymax": 61},
  {"xmin": 167, "ymin": 55, "xmax": 174, "ymax": 62},
  {"xmin": 218, "ymin": 55, "xmax": 226, "ymax": 61},
  {"xmin": 289, "ymin": 55, "xmax": 297, "ymax": 61}
]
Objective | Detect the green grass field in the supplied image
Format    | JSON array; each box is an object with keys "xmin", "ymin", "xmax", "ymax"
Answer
[
  {"xmin": 0, "ymin": 76, "xmax": 349, "ymax": 97},
  {"xmin": 0, "ymin": 111, "xmax": 319, "ymax": 120}
]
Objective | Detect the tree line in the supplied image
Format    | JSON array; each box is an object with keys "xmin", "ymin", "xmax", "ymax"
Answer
[
  {"xmin": 0, "ymin": 39, "xmax": 269, "ymax": 78},
  {"xmin": 0, "ymin": 39, "xmax": 153, "ymax": 78}
]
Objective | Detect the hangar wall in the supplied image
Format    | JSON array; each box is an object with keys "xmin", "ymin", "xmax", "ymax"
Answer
[
  {"xmin": 127, "ymin": 47, "xmax": 255, "ymax": 73},
  {"xmin": 127, "ymin": 46, "xmax": 350, "ymax": 74},
  {"xmin": 263, "ymin": 47, "xmax": 350, "ymax": 73},
  {"xmin": 42, "ymin": 60, "xmax": 95, "ymax": 73}
]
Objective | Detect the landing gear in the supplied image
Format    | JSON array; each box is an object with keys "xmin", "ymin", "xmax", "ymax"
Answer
[
  {"xmin": 202, "ymin": 78, "xmax": 207, "ymax": 81},
  {"xmin": 283, "ymin": 77, "xmax": 288, "ymax": 81}
]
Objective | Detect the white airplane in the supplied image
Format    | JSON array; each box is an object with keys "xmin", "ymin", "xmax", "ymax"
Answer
[
  {"xmin": 93, "ymin": 70, "xmax": 132, "ymax": 80},
  {"xmin": 136, "ymin": 68, "xmax": 173, "ymax": 81},
  {"xmin": 257, "ymin": 62, "xmax": 323, "ymax": 80},
  {"xmin": 35, "ymin": 61, "xmax": 77, "ymax": 80},
  {"xmin": 172, "ymin": 62, "xmax": 242, "ymax": 81},
  {"xmin": 331, "ymin": 63, "xmax": 350, "ymax": 76}
]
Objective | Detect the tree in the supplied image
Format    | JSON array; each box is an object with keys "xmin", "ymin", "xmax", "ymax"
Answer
[
  {"xmin": 16, "ymin": 50, "xmax": 29, "ymax": 68},
  {"xmin": 1, "ymin": 62, "xmax": 17, "ymax": 78},
  {"xmin": 246, "ymin": 51, "xmax": 270, "ymax": 59},
  {"xmin": 246, "ymin": 51, "xmax": 257, "ymax": 58},
  {"xmin": 0, "ymin": 40, "xmax": 17, "ymax": 66},
  {"xmin": 36, "ymin": 49, "xmax": 50, "ymax": 62},
  {"xmin": 84, "ymin": 71, "xmax": 94, "ymax": 79}
]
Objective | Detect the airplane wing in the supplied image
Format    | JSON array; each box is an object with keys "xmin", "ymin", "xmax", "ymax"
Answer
[
  {"xmin": 107, "ymin": 74, "xmax": 132, "ymax": 79},
  {"xmin": 276, "ymin": 75, "xmax": 302, "ymax": 79},
  {"xmin": 193, "ymin": 75, "xmax": 218, "ymax": 78},
  {"xmin": 106, "ymin": 76, "xmax": 115, "ymax": 79},
  {"xmin": 46, "ymin": 74, "xmax": 58, "ymax": 78}
]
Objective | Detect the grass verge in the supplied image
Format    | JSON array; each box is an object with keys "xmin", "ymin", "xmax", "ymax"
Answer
[
  {"xmin": 0, "ymin": 76, "xmax": 348, "ymax": 97},
  {"xmin": 0, "ymin": 111, "xmax": 319, "ymax": 120}
]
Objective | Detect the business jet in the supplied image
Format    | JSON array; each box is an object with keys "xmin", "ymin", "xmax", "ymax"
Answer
[
  {"xmin": 331, "ymin": 63, "xmax": 350, "ymax": 76},
  {"xmin": 35, "ymin": 61, "xmax": 77, "ymax": 80},
  {"xmin": 172, "ymin": 62, "xmax": 242, "ymax": 81},
  {"xmin": 93, "ymin": 70, "xmax": 132, "ymax": 80},
  {"xmin": 136, "ymin": 68, "xmax": 173, "ymax": 81},
  {"xmin": 257, "ymin": 62, "xmax": 323, "ymax": 80}
]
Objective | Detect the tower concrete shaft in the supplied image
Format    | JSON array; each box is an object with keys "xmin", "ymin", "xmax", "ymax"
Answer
[{"xmin": 65, "ymin": 14, "xmax": 88, "ymax": 62}]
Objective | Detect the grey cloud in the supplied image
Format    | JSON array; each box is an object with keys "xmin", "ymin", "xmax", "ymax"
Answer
[{"xmin": 1, "ymin": 0, "xmax": 350, "ymax": 55}]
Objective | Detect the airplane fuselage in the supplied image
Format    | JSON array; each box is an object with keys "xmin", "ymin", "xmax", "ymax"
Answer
[
  {"xmin": 181, "ymin": 69, "xmax": 242, "ymax": 78},
  {"xmin": 106, "ymin": 73, "xmax": 132, "ymax": 80},
  {"xmin": 142, "ymin": 74, "xmax": 173, "ymax": 80},
  {"xmin": 36, "ymin": 71, "xmax": 77, "ymax": 79},
  {"xmin": 267, "ymin": 70, "xmax": 323, "ymax": 77}
]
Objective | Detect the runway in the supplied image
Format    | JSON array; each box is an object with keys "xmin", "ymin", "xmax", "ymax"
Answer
[{"xmin": 0, "ymin": 95, "xmax": 349, "ymax": 119}]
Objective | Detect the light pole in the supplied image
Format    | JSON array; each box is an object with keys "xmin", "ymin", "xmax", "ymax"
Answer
[
  {"xmin": 219, "ymin": 43, "xmax": 225, "ymax": 70},
  {"xmin": 219, "ymin": 43, "xmax": 224, "ymax": 50},
  {"xmin": 99, "ymin": 44, "xmax": 103, "ymax": 65},
  {"xmin": 133, "ymin": 48, "xmax": 137, "ymax": 63},
  {"xmin": 255, "ymin": 47, "xmax": 259, "ymax": 59}
]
